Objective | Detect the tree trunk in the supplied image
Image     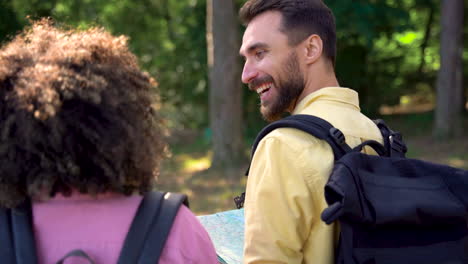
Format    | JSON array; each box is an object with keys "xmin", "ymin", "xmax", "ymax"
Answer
[
  {"xmin": 206, "ymin": 0, "xmax": 244, "ymax": 174},
  {"xmin": 434, "ymin": 0, "xmax": 464, "ymax": 139}
]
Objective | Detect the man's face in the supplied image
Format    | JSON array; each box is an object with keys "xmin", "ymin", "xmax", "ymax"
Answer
[{"xmin": 240, "ymin": 11, "xmax": 305, "ymax": 122}]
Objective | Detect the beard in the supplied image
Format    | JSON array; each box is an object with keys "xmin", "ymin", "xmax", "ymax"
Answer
[{"xmin": 260, "ymin": 51, "xmax": 305, "ymax": 122}]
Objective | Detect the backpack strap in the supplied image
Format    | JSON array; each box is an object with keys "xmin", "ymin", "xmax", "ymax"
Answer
[
  {"xmin": 235, "ymin": 114, "xmax": 353, "ymax": 209},
  {"xmin": 350, "ymin": 139, "xmax": 388, "ymax": 157},
  {"xmin": 0, "ymin": 201, "xmax": 39, "ymax": 264},
  {"xmin": 55, "ymin": 249, "xmax": 96, "ymax": 264},
  {"xmin": 245, "ymin": 114, "xmax": 352, "ymax": 176},
  {"xmin": 10, "ymin": 200, "xmax": 38, "ymax": 264},
  {"xmin": 117, "ymin": 191, "xmax": 188, "ymax": 264},
  {"xmin": 0, "ymin": 207, "xmax": 15, "ymax": 264},
  {"xmin": 374, "ymin": 119, "xmax": 407, "ymax": 157}
]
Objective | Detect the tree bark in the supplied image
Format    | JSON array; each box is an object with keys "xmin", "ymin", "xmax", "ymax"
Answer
[
  {"xmin": 434, "ymin": 0, "xmax": 464, "ymax": 139},
  {"xmin": 206, "ymin": 0, "xmax": 244, "ymax": 174}
]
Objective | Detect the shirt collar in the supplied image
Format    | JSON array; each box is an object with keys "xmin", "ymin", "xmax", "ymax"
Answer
[{"xmin": 292, "ymin": 87, "xmax": 360, "ymax": 114}]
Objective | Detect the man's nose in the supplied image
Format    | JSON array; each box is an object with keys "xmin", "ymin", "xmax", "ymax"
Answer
[{"xmin": 241, "ymin": 62, "xmax": 258, "ymax": 84}]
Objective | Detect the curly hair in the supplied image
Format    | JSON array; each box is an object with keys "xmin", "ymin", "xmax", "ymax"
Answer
[{"xmin": 0, "ymin": 19, "xmax": 167, "ymax": 208}]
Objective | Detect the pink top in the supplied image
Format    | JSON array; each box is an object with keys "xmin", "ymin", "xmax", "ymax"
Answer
[{"xmin": 32, "ymin": 193, "xmax": 218, "ymax": 264}]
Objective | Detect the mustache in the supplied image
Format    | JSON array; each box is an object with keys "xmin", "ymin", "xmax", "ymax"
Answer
[{"xmin": 248, "ymin": 76, "xmax": 274, "ymax": 90}]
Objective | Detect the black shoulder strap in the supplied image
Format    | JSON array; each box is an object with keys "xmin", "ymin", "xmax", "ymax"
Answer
[
  {"xmin": 0, "ymin": 207, "xmax": 15, "ymax": 264},
  {"xmin": 374, "ymin": 119, "xmax": 407, "ymax": 157},
  {"xmin": 138, "ymin": 192, "xmax": 188, "ymax": 262},
  {"xmin": 117, "ymin": 191, "xmax": 188, "ymax": 264},
  {"xmin": 56, "ymin": 249, "xmax": 96, "ymax": 264},
  {"xmin": 0, "ymin": 200, "xmax": 39, "ymax": 264},
  {"xmin": 246, "ymin": 114, "xmax": 352, "ymax": 176},
  {"xmin": 11, "ymin": 201, "xmax": 38, "ymax": 264},
  {"xmin": 1, "ymin": 193, "xmax": 189, "ymax": 264}
]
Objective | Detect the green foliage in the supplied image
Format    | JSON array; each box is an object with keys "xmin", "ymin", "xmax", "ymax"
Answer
[
  {"xmin": 329, "ymin": 0, "xmax": 425, "ymax": 115},
  {"xmin": 0, "ymin": 1, "xmax": 23, "ymax": 43},
  {"xmin": 1, "ymin": 0, "xmax": 208, "ymax": 131},
  {"xmin": 1, "ymin": 0, "xmax": 465, "ymax": 134}
]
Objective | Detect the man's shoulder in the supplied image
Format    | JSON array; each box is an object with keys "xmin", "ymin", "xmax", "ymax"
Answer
[
  {"xmin": 258, "ymin": 126, "xmax": 331, "ymax": 154},
  {"xmin": 295, "ymin": 110, "xmax": 382, "ymax": 143}
]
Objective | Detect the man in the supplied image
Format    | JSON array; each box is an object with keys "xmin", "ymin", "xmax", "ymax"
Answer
[{"xmin": 238, "ymin": 0, "xmax": 383, "ymax": 263}]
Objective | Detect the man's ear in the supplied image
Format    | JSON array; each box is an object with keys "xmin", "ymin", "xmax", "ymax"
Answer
[{"xmin": 302, "ymin": 34, "xmax": 323, "ymax": 65}]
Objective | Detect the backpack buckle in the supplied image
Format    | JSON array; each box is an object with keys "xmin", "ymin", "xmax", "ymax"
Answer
[
  {"xmin": 234, "ymin": 192, "xmax": 245, "ymax": 209},
  {"xmin": 329, "ymin": 128, "xmax": 346, "ymax": 146},
  {"xmin": 390, "ymin": 133, "xmax": 407, "ymax": 156}
]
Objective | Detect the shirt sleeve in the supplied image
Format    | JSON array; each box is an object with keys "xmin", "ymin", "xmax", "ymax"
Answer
[
  {"xmin": 243, "ymin": 135, "xmax": 324, "ymax": 264},
  {"xmin": 158, "ymin": 205, "xmax": 218, "ymax": 264}
]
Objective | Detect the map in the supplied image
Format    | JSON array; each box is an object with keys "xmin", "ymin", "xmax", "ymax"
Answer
[{"xmin": 198, "ymin": 209, "xmax": 244, "ymax": 264}]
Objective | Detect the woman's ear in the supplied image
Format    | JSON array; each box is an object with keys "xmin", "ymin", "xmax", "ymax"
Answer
[{"xmin": 303, "ymin": 34, "xmax": 323, "ymax": 65}]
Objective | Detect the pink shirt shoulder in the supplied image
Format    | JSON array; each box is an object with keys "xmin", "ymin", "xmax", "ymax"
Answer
[
  {"xmin": 160, "ymin": 205, "xmax": 218, "ymax": 263},
  {"xmin": 32, "ymin": 193, "xmax": 218, "ymax": 264}
]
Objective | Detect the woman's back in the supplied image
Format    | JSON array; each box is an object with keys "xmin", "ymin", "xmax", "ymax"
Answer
[{"xmin": 33, "ymin": 193, "xmax": 218, "ymax": 264}]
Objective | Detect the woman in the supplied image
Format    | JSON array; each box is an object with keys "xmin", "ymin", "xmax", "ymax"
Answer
[{"xmin": 0, "ymin": 19, "xmax": 218, "ymax": 264}]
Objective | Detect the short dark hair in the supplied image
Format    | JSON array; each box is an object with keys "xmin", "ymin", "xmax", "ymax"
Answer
[
  {"xmin": 0, "ymin": 19, "xmax": 167, "ymax": 208},
  {"xmin": 240, "ymin": 0, "xmax": 336, "ymax": 66}
]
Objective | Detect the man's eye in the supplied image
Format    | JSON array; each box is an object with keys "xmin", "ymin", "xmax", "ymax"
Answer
[{"xmin": 255, "ymin": 50, "xmax": 266, "ymax": 59}]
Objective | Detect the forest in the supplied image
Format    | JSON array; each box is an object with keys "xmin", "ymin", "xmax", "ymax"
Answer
[{"xmin": 1, "ymin": 0, "xmax": 466, "ymax": 213}]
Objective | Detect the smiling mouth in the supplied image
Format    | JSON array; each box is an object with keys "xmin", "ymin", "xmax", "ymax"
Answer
[{"xmin": 256, "ymin": 83, "xmax": 272, "ymax": 95}]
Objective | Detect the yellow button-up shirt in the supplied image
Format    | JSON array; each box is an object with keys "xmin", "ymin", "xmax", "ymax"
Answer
[{"xmin": 243, "ymin": 87, "xmax": 383, "ymax": 264}]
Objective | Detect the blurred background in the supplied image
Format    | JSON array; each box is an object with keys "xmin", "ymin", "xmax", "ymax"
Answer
[{"xmin": 1, "ymin": 0, "xmax": 466, "ymax": 214}]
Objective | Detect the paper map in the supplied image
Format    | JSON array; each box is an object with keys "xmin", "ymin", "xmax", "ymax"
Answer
[{"xmin": 198, "ymin": 208, "xmax": 244, "ymax": 264}]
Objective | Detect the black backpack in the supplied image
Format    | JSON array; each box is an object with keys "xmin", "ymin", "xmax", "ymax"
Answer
[
  {"xmin": 0, "ymin": 191, "xmax": 188, "ymax": 264},
  {"xmin": 236, "ymin": 114, "xmax": 468, "ymax": 264}
]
